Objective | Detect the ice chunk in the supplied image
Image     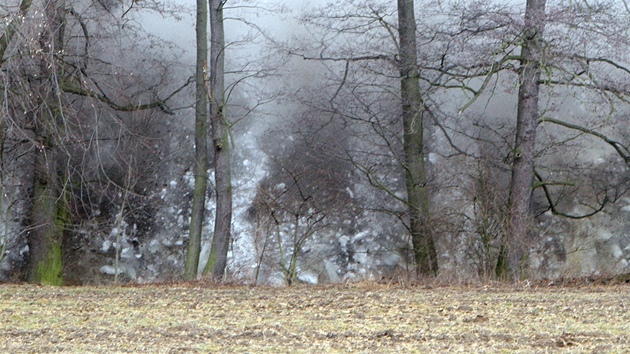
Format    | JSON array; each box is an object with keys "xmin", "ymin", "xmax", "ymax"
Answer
[{"xmin": 99, "ymin": 265, "xmax": 123, "ymax": 275}]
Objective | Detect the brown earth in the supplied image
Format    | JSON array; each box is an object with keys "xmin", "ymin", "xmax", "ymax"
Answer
[{"xmin": 1, "ymin": 282, "xmax": 629, "ymax": 353}]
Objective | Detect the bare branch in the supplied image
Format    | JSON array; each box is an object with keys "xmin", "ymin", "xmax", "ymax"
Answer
[{"xmin": 539, "ymin": 116, "xmax": 630, "ymax": 165}]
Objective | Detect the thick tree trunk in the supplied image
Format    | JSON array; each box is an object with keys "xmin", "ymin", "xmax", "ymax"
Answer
[
  {"xmin": 203, "ymin": 0, "xmax": 232, "ymax": 279},
  {"xmin": 506, "ymin": 0, "xmax": 546, "ymax": 280},
  {"xmin": 28, "ymin": 151, "xmax": 67, "ymax": 285},
  {"xmin": 397, "ymin": 0, "xmax": 438, "ymax": 276},
  {"xmin": 184, "ymin": 0, "xmax": 209, "ymax": 280},
  {"xmin": 27, "ymin": 0, "xmax": 67, "ymax": 285}
]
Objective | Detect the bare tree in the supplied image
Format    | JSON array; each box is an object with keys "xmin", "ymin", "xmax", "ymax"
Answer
[
  {"xmin": 439, "ymin": 0, "xmax": 630, "ymax": 278},
  {"xmin": 184, "ymin": 0, "xmax": 209, "ymax": 280},
  {"xmin": 292, "ymin": 0, "xmax": 439, "ymax": 275},
  {"xmin": 203, "ymin": 0, "xmax": 231, "ymax": 279},
  {"xmin": 398, "ymin": 0, "xmax": 438, "ymax": 275},
  {"xmin": 504, "ymin": 0, "xmax": 547, "ymax": 280},
  {"xmin": 1, "ymin": 0, "xmax": 191, "ymax": 284}
]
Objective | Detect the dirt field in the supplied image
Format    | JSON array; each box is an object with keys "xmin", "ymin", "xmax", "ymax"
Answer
[{"xmin": 1, "ymin": 282, "xmax": 629, "ymax": 353}]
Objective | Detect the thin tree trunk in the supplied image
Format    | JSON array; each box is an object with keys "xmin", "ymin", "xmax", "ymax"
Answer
[
  {"xmin": 203, "ymin": 0, "xmax": 232, "ymax": 279},
  {"xmin": 397, "ymin": 0, "xmax": 438, "ymax": 276},
  {"xmin": 27, "ymin": 0, "xmax": 67, "ymax": 285},
  {"xmin": 184, "ymin": 0, "xmax": 209, "ymax": 280},
  {"xmin": 506, "ymin": 0, "xmax": 546, "ymax": 280}
]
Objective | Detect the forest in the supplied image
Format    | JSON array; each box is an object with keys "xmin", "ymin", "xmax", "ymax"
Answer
[{"xmin": 2, "ymin": 0, "xmax": 630, "ymax": 285}]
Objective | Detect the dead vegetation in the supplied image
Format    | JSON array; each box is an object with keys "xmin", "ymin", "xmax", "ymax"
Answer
[{"xmin": 1, "ymin": 282, "xmax": 629, "ymax": 352}]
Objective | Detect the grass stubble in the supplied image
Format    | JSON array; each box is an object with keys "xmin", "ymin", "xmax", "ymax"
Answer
[{"xmin": 0, "ymin": 282, "xmax": 629, "ymax": 353}]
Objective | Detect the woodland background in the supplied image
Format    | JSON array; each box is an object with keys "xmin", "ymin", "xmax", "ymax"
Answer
[{"xmin": 2, "ymin": 0, "xmax": 630, "ymax": 285}]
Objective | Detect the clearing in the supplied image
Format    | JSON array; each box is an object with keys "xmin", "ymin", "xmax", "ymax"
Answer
[{"xmin": 1, "ymin": 282, "xmax": 628, "ymax": 353}]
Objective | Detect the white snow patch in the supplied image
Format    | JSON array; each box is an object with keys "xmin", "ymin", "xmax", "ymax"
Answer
[
  {"xmin": 611, "ymin": 244, "xmax": 623, "ymax": 259},
  {"xmin": 169, "ymin": 180, "xmax": 177, "ymax": 188},
  {"xmin": 346, "ymin": 187, "xmax": 354, "ymax": 199}
]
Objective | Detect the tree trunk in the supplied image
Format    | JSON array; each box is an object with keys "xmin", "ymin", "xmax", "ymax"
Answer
[
  {"xmin": 203, "ymin": 0, "xmax": 232, "ymax": 279},
  {"xmin": 27, "ymin": 0, "xmax": 67, "ymax": 285},
  {"xmin": 397, "ymin": 0, "xmax": 438, "ymax": 276},
  {"xmin": 506, "ymin": 0, "xmax": 546, "ymax": 280},
  {"xmin": 184, "ymin": 0, "xmax": 209, "ymax": 280}
]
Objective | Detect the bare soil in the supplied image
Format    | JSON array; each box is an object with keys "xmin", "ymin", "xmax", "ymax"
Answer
[{"xmin": 1, "ymin": 282, "xmax": 629, "ymax": 353}]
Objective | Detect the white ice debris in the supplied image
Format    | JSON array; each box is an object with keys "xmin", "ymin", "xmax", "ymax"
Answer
[
  {"xmin": 352, "ymin": 230, "xmax": 370, "ymax": 242},
  {"xmin": 338, "ymin": 235, "xmax": 350, "ymax": 253},
  {"xmin": 297, "ymin": 271, "xmax": 319, "ymax": 285},
  {"xmin": 169, "ymin": 180, "xmax": 177, "ymax": 188},
  {"xmin": 325, "ymin": 260, "xmax": 340, "ymax": 282},
  {"xmin": 598, "ymin": 230, "xmax": 613, "ymax": 241},
  {"xmin": 382, "ymin": 252, "xmax": 401, "ymax": 266},
  {"xmin": 120, "ymin": 247, "xmax": 134, "ymax": 259},
  {"xmin": 102, "ymin": 240, "xmax": 111, "ymax": 252},
  {"xmin": 99, "ymin": 265, "xmax": 123, "ymax": 275}
]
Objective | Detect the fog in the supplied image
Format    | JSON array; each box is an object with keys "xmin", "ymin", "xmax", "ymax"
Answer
[{"xmin": 3, "ymin": 0, "xmax": 630, "ymax": 284}]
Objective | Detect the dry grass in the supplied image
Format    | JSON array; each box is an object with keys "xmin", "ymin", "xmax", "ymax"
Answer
[{"xmin": 1, "ymin": 282, "xmax": 629, "ymax": 353}]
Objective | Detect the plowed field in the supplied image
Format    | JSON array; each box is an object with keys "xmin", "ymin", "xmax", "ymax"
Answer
[{"xmin": 1, "ymin": 283, "xmax": 629, "ymax": 352}]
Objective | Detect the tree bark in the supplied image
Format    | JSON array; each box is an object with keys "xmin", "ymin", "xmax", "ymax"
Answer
[
  {"xmin": 203, "ymin": 0, "xmax": 232, "ymax": 279},
  {"xmin": 27, "ymin": 0, "xmax": 67, "ymax": 285},
  {"xmin": 397, "ymin": 0, "xmax": 438, "ymax": 276},
  {"xmin": 184, "ymin": 0, "xmax": 209, "ymax": 280},
  {"xmin": 505, "ymin": 0, "xmax": 546, "ymax": 280}
]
